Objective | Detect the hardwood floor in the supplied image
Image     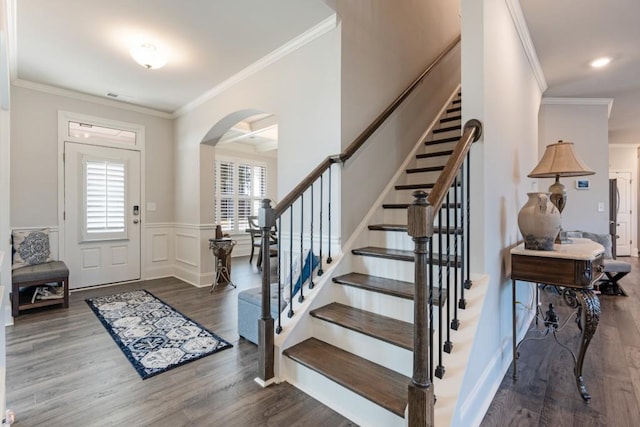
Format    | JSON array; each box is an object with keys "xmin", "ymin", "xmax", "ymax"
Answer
[
  {"xmin": 482, "ymin": 256, "xmax": 640, "ymax": 427},
  {"xmin": 6, "ymin": 256, "xmax": 354, "ymax": 427}
]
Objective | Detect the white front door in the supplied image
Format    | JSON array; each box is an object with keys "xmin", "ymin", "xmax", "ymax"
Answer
[
  {"xmin": 609, "ymin": 171, "xmax": 632, "ymax": 256},
  {"xmin": 64, "ymin": 142, "xmax": 141, "ymax": 288}
]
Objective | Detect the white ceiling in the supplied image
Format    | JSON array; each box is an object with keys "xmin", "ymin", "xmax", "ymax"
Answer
[
  {"xmin": 520, "ymin": 0, "xmax": 640, "ymax": 144},
  {"xmin": 12, "ymin": 0, "xmax": 334, "ymax": 114},
  {"xmin": 9, "ymin": 1, "xmax": 639, "ymax": 144}
]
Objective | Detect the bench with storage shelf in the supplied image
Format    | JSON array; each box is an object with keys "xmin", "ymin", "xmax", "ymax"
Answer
[{"xmin": 11, "ymin": 261, "xmax": 69, "ymax": 317}]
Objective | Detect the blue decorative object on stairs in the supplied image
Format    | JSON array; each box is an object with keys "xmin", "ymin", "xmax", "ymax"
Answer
[
  {"xmin": 292, "ymin": 251, "xmax": 320, "ymax": 295},
  {"xmin": 86, "ymin": 289, "xmax": 232, "ymax": 379}
]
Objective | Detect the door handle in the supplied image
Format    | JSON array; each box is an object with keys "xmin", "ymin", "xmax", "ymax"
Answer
[{"xmin": 133, "ymin": 219, "xmax": 140, "ymax": 224}]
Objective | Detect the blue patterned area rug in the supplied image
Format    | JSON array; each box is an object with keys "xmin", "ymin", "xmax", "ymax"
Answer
[{"xmin": 86, "ymin": 289, "xmax": 232, "ymax": 379}]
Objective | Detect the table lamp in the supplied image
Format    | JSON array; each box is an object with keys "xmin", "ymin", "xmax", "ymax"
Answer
[{"xmin": 528, "ymin": 140, "xmax": 595, "ymax": 243}]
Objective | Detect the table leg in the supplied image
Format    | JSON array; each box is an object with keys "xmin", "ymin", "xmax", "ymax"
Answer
[{"xmin": 574, "ymin": 289, "xmax": 601, "ymax": 401}]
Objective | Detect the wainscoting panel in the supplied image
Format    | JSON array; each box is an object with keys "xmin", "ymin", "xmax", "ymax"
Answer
[{"xmin": 144, "ymin": 224, "xmax": 174, "ymax": 280}]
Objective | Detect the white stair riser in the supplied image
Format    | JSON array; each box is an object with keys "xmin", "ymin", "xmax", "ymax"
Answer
[
  {"xmin": 367, "ymin": 230, "xmax": 462, "ymax": 253},
  {"xmin": 383, "ymin": 207, "xmax": 462, "ymax": 225},
  {"xmin": 312, "ymin": 318, "xmax": 414, "ymax": 377},
  {"xmin": 282, "ymin": 357, "xmax": 406, "ymax": 427},
  {"xmin": 414, "ymin": 156, "xmax": 449, "ymax": 168},
  {"xmin": 402, "ymin": 170, "xmax": 442, "ymax": 185},
  {"xmin": 351, "ymin": 255, "xmax": 414, "ymax": 282},
  {"xmin": 333, "ymin": 282, "xmax": 414, "ymax": 321}
]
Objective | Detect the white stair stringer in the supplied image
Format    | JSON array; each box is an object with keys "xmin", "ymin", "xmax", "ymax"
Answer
[{"xmin": 433, "ymin": 273, "xmax": 489, "ymax": 427}]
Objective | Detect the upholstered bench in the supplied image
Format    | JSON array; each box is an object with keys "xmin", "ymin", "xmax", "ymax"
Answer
[
  {"xmin": 564, "ymin": 231, "xmax": 631, "ymax": 296},
  {"xmin": 12, "ymin": 260, "xmax": 69, "ymax": 317},
  {"xmin": 237, "ymin": 284, "xmax": 285, "ymax": 344}
]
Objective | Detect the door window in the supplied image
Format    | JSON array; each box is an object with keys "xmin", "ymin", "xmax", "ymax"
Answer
[{"xmin": 82, "ymin": 156, "xmax": 127, "ymax": 241}]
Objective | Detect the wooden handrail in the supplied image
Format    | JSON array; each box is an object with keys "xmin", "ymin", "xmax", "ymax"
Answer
[
  {"xmin": 272, "ymin": 34, "xmax": 462, "ymax": 218},
  {"xmin": 427, "ymin": 119, "xmax": 482, "ymax": 213}
]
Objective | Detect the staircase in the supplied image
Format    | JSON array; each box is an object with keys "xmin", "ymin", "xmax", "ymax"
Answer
[{"xmin": 277, "ymin": 92, "xmax": 489, "ymax": 426}]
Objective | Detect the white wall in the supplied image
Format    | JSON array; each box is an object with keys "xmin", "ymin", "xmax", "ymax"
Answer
[
  {"xmin": 10, "ymin": 86, "xmax": 175, "ymax": 227},
  {"xmin": 538, "ymin": 102, "xmax": 609, "ymax": 234},
  {"xmin": 337, "ymin": 0, "xmax": 462, "ymax": 238},
  {"xmin": 456, "ymin": 1, "xmax": 543, "ymax": 425},
  {"xmin": 173, "ymin": 24, "xmax": 340, "ymax": 285}
]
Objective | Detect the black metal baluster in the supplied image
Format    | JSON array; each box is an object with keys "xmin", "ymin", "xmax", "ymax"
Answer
[
  {"xmin": 309, "ymin": 183, "xmax": 315, "ymax": 289},
  {"xmin": 464, "ymin": 153, "xmax": 472, "ymax": 290},
  {"xmin": 276, "ymin": 217, "xmax": 283, "ymax": 334},
  {"xmin": 299, "ymin": 193, "xmax": 305, "ymax": 303},
  {"xmin": 451, "ymin": 175, "xmax": 460, "ymax": 330},
  {"xmin": 318, "ymin": 173, "xmax": 324, "ymax": 276},
  {"xmin": 288, "ymin": 208, "xmax": 294, "ymax": 318},
  {"xmin": 435, "ymin": 207, "xmax": 445, "ymax": 379},
  {"xmin": 459, "ymin": 164, "xmax": 467, "ymax": 310},
  {"xmin": 327, "ymin": 166, "xmax": 333, "ymax": 264},
  {"xmin": 444, "ymin": 190, "xmax": 453, "ymax": 353}
]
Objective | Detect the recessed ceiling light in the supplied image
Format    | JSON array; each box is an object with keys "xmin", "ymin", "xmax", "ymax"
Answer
[
  {"xmin": 130, "ymin": 43, "xmax": 167, "ymax": 69},
  {"xmin": 590, "ymin": 57, "xmax": 611, "ymax": 68}
]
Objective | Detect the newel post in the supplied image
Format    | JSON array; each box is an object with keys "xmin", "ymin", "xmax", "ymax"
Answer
[
  {"xmin": 257, "ymin": 198, "xmax": 275, "ymax": 386},
  {"xmin": 407, "ymin": 190, "xmax": 435, "ymax": 427}
]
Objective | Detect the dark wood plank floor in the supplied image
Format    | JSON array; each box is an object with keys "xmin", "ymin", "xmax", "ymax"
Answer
[
  {"xmin": 6, "ymin": 256, "xmax": 355, "ymax": 427},
  {"xmin": 482, "ymin": 256, "xmax": 640, "ymax": 427}
]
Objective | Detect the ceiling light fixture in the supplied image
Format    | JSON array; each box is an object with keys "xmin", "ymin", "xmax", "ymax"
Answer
[
  {"xmin": 590, "ymin": 57, "xmax": 611, "ymax": 68},
  {"xmin": 130, "ymin": 43, "xmax": 167, "ymax": 69}
]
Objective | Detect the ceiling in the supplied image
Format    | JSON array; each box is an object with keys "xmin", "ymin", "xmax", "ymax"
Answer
[
  {"xmin": 520, "ymin": 0, "xmax": 640, "ymax": 144},
  {"xmin": 8, "ymin": 1, "xmax": 639, "ymax": 145},
  {"xmin": 12, "ymin": 0, "xmax": 334, "ymax": 114}
]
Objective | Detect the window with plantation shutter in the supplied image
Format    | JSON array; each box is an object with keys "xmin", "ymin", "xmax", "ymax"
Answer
[
  {"xmin": 82, "ymin": 158, "xmax": 127, "ymax": 241},
  {"xmin": 214, "ymin": 158, "xmax": 268, "ymax": 233}
]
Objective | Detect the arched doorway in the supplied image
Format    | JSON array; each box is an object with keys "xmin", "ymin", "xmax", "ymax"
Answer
[{"xmin": 201, "ymin": 110, "xmax": 278, "ymax": 258}]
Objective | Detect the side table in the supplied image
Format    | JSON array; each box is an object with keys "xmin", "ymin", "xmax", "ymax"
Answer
[{"xmin": 511, "ymin": 238, "xmax": 604, "ymax": 401}]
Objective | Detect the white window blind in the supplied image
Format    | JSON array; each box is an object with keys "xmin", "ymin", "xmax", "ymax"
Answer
[
  {"xmin": 84, "ymin": 159, "xmax": 126, "ymax": 239},
  {"xmin": 214, "ymin": 159, "xmax": 268, "ymax": 232}
]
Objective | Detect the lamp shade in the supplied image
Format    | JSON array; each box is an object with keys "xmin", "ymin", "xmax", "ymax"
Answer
[{"xmin": 528, "ymin": 140, "xmax": 595, "ymax": 178}]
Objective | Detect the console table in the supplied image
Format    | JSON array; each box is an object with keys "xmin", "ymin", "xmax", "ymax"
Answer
[{"xmin": 511, "ymin": 238, "xmax": 604, "ymax": 401}]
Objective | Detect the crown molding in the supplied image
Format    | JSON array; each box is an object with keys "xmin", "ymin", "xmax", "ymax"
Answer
[
  {"xmin": 175, "ymin": 14, "xmax": 338, "ymax": 117},
  {"xmin": 12, "ymin": 79, "xmax": 174, "ymax": 119},
  {"xmin": 541, "ymin": 97, "xmax": 614, "ymax": 118},
  {"xmin": 505, "ymin": 0, "xmax": 547, "ymax": 93}
]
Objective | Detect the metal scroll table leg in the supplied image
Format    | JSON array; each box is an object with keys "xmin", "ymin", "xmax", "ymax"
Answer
[{"xmin": 574, "ymin": 289, "xmax": 600, "ymax": 401}]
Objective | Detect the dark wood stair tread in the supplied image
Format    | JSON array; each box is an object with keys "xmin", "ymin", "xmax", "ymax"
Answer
[
  {"xmin": 406, "ymin": 165, "xmax": 445, "ymax": 174},
  {"xmin": 395, "ymin": 183, "xmax": 435, "ymax": 190},
  {"xmin": 352, "ymin": 246, "xmax": 460, "ymax": 267},
  {"xmin": 426, "ymin": 136, "xmax": 460, "ymax": 146},
  {"xmin": 311, "ymin": 302, "xmax": 413, "ymax": 350},
  {"xmin": 332, "ymin": 272, "xmax": 448, "ymax": 307},
  {"xmin": 440, "ymin": 115, "xmax": 461, "ymax": 123},
  {"xmin": 395, "ymin": 181, "xmax": 460, "ymax": 191},
  {"xmin": 433, "ymin": 125, "xmax": 461, "ymax": 134},
  {"xmin": 333, "ymin": 272, "xmax": 414, "ymax": 299},
  {"xmin": 368, "ymin": 224, "xmax": 463, "ymax": 235},
  {"xmin": 382, "ymin": 202, "xmax": 461, "ymax": 209},
  {"xmin": 283, "ymin": 337, "xmax": 410, "ymax": 417},
  {"xmin": 416, "ymin": 149, "xmax": 453, "ymax": 159},
  {"xmin": 447, "ymin": 106, "xmax": 461, "ymax": 113}
]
